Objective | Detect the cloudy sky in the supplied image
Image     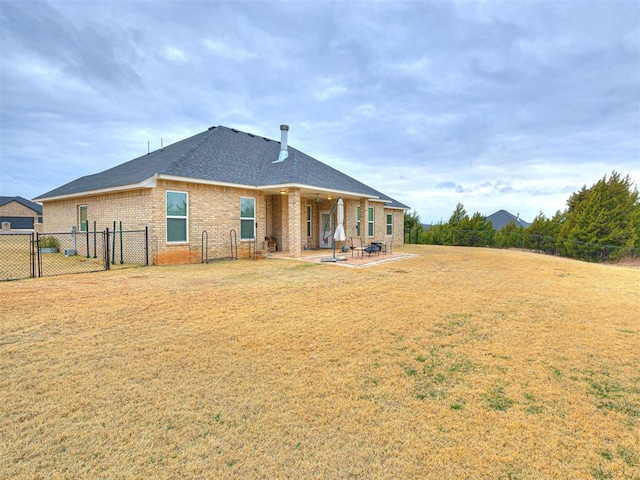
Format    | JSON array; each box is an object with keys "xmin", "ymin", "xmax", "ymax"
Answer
[{"xmin": 1, "ymin": 0, "xmax": 639, "ymax": 223}]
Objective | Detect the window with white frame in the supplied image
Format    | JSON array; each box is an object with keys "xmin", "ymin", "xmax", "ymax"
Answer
[
  {"xmin": 306, "ymin": 205, "xmax": 312, "ymax": 237},
  {"xmin": 79, "ymin": 205, "xmax": 88, "ymax": 232},
  {"xmin": 356, "ymin": 206, "xmax": 361, "ymax": 237},
  {"xmin": 367, "ymin": 206, "xmax": 374, "ymax": 237},
  {"xmin": 240, "ymin": 197, "xmax": 255, "ymax": 240},
  {"xmin": 166, "ymin": 191, "xmax": 188, "ymax": 243},
  {"xmin": 386, "ymin": 213, "xmax": 393, "ymax": 235}
]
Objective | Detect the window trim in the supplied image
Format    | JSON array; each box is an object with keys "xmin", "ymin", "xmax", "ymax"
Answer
[
  {"xmin": 79, "ymin": 205, "xmax": 88, "ymax": 232},
  {"xmin": 306, "ymin": 204, "xmax": 312, "ymax": 238},
  {"xmin": 166, "ymin": 190, "xmax": 189, "ymax": 244},
  {"xmin": 367, "ymin": 206, "xmax": 375, "ymax": 237},
  {"xmin": 386, "ymin": 213, "xmax": 393, "ymax": 236},
  {"xmin": 240, "ymin": 196, "xmax": 256, "ymax": 241}
]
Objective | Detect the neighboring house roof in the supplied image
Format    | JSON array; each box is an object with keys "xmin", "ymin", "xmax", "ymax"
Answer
[
  {"xmin": 0, "ymin": 196, "xmax": 43, "ymax": 215},
  {"xmin": 487, "ymin": 210, "xmax": 531, "ymax": 230},
  {"xmin": 34, "ymin": 126, "xmax": 409, "ymax": 209}
]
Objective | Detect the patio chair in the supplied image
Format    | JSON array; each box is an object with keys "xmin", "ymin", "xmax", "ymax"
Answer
[
  {"xmin": 382, "ymin": 235, "xmax": 393, "ymax": 254},
  {"xmin": 350, "ymin": 237, "xmax": 366, "ymax": 258}
]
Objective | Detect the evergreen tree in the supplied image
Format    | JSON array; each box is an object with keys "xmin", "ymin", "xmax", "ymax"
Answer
[
  {"xmin": 404, "ymin": 210, "xmax": 423, "ymax": 244},
  {"xmin": 559, "ymin": 172, "xmax": 639, "ymax": 260},
  {"xmin": 421, "ymin": 221, "xmax": 450, "ymax": 245},
  {"xmin": 525, "ymin": 211, "xmax": 563, "ymax": 253},
  {"xmin": 448, "ymin": 203, "xmax": 467, "ymax": 228},
  {"xmin": 456, "ymin": 211, "xmax": 492, "ymax": 246},
  {"xmin": 494, "ymin": 220, "xmax": 524, "ymax": 249}
]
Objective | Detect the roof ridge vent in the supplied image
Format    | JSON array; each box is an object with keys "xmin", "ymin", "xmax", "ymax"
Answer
[{"xmin": 273, "ymin": 124, "xmax": 289, "ymax": 163}]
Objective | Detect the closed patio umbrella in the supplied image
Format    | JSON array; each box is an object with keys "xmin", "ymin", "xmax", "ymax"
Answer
[
  {"xmin": 322, "ymin": 197, "xmax": 347, "ymax": 262},
  {"xmin": 334, "ymin": 198, "xmax": 346, "ymax": 242}
]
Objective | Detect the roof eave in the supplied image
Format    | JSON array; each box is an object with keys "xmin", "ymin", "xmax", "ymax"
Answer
[
  {"xmin": 34, "ymin": 175, "xmax": 158, "ymax": 202},
  {"xmin": 159, "ymin": 177, "xmax": 385, "ymax": 202},
  {"xmin": 157, "ymin": 174, "xmax": 260, "ymax": 191},
  {"xmin": 34, "ymin": 172, "xmax": 409, "ymax": 210},
  {"xmin": 258, "ymin": 183, "xmax": 382, "ymax": 201}
]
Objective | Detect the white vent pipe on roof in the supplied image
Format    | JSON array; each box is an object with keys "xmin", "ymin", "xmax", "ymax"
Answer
[{"xmin": 276, "ymin": 124, "xmax": 289, "ymax": 162}]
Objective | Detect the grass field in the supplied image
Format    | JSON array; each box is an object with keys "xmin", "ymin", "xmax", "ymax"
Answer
[{"xmin": 1, "ymin": 245, "xmax": 638, "ymax": 479}]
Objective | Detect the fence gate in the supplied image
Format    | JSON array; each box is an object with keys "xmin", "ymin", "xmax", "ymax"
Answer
[
  {"xmin": 36, "ymin": 230, "xmax": 108, "ymax": 278},
  {"xmin": 0, "ymin": 233, "xmax": 35, "ymax": 281}
]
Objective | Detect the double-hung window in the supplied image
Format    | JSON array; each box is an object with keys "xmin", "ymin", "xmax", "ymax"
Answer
[
  {"xmin": 367, "ymin": 207, "xmax": 375, "ymax": 237},
  {"xmin": 306, "ymin": 205, "xmax": 312, "ymax": 238},
  {"xmin": 386, "ymin": 213, "xmax": 393, "ymax": 235},
  {"xmin": 167, "ymin": 191, "xmax": 188, "ymax": 243},
  {"xmin": 240, "ymin": 197, "xmax": 255, "ymax": 240}
]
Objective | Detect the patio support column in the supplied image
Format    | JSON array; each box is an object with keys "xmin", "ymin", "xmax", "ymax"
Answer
[
  {"xmin": 360, "ymin": 198, "xmax": 368, "ymax": 239},
  {"xmin": 287, "ymin": 188, "xmax": 302, "ymax": 257}
]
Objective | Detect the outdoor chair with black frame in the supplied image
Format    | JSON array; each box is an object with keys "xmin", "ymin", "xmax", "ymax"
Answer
[{"xmin": 350, "ymin": 237, "xmax": 366, "ymax": 258}]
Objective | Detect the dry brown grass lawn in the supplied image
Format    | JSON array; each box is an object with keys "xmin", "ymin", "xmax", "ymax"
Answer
[{"xmin": 1, "ymin": 245, "xmax": 638, "ymax": 479}]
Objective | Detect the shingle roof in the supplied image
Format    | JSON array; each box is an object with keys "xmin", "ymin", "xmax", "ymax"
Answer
[
  {"xmin": 0, "ymin": 196, "xmax": 43, "ymax": 214},
  {"xmin": 35, "ymin": 126, "xmax": 409, "ymax": 209}
]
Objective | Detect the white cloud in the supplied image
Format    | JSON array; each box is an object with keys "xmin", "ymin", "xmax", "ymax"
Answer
[
  {"xmin": 312, "ymin": 78, "xmax": 348, "ymax": 101},
  {"xmin": 1, "ymin": 0, "xmax": 637, "ymax": 224},
  {"xmin": 11, "ymin": 58, "xmax": 95, "ymax": 95},
  {"xmin": 162, "ymin": 46, "xmax": 186, "ymax": 62},
  {"xmin": 353, "ymin": 103, "xmax": 376, "ymax": 117},
  {"xmin": 203, "ymin": 38, "xmax": 255, "ymax": 61},
  {"xmin": 396, "ymin": 57, "xmax": 430, "ymax": 76}
]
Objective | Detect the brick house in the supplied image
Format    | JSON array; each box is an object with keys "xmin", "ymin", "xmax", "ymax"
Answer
[
  {"xmin": 0, "ymin": 196, "xmax": 43, "ymax": 232},
  {"xmin": 34, "ymin": 125, "xmax": 409, "ymax": 265}
]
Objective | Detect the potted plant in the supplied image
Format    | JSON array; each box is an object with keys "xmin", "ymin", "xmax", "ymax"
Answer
[{"xmin": 39, "ymin": 236, "xmax": 60, "ymax": 253}]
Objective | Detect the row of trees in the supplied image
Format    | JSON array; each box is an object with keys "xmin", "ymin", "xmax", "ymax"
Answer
[{"xmin": 404, "ymin": 172, "xmax": 640, "ymax": 262}]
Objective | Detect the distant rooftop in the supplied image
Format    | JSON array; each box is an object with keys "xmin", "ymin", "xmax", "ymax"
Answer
[
  {"xmin": 487, "ymin": 210, "xmax": 530, "ymax": 230},
  {"xmin": 0, "ymin": 196, "xmax": 43, "ymax": 214}
]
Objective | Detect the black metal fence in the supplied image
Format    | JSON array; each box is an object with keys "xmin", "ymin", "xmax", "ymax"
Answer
[
  {"xmin": 404, "ymin": 227, "xmax": 640, "ymax": 264},
  {"xmin": 0, "ymin": 228, "xmax": 149, "ymax": 281},
  {"xmin": 0, "ymin": 233, "xmax": 35, "ymax": 281}
]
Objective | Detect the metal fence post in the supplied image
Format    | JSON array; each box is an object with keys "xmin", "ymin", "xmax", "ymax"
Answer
[
  {"xmin": 145, "ymin": 226, "xmax": 149, "ymax": 266},
  {"xmin": 86, "ymin": 219, "xmax": 90, "ymax": 258},
  {"xmin": 36, "ymin": 232, "xmax": 42, "ymax": 277},
  {"xmin": 111, "ymin": 221, "xmax": 116, "ymax": 265},
  {"xmin": 119, "ymin": 221, "xmax": 124, "ymax": 264},
  {"xmin": 30, "ymin": 233, "xmax": 35, "ymax": 278},
  {"xmin": 104, "ymin": 228, "xmax": 111, "ymax": 271}
]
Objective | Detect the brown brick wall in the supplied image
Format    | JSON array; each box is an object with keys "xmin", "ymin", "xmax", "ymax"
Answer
[
  {"xmin": 40, "ymin": 184, "xmax": 406, "ymax": 265},
  {"xmin": 341, "ymin": 200, "xmax": 404, "ymax": 247},
  {"xmin": 153, "ymin": 180, "xmax": 267, "ymax": 264},
  {"xmin": 0, "ymin": 201, "xmax": 39, "ymax": 217},
  {"xmin": 42, "ymin": 190, "xmax": 152, "ymax": 234}
]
